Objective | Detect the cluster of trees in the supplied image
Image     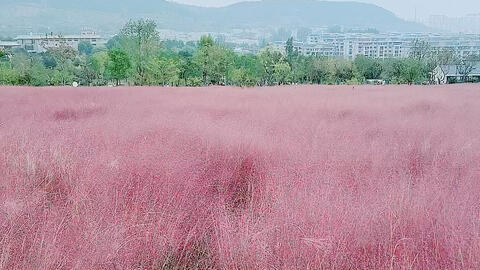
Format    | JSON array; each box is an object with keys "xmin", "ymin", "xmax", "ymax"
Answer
[
  {"xmin": 1, "ymin": 20, "xmax": 478, "ymax": 87},
  {"xmin": 0, "ymin": 40, "xmax": 109, "ymax": 86}
]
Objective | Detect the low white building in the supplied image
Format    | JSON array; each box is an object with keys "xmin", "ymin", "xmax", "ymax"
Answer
[
  {"xmin": 14, "ymin": 31, "xmax": 105, "ymax": 53},
  {"xmin": 0, "ymin": 41, "xmax": 21, "ymax": 50}
]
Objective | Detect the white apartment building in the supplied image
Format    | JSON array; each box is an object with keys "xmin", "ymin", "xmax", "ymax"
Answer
[
  {"xmin": 294, "ymin": 33, "xmax": 480, "ymax": 59},
  {"xmin": 14, "ymin": 31, "xmax": 105, "ymax": 53},
  {"xmin": 304, "ymin": 33, "xmax": 410, "ymax": 59}
]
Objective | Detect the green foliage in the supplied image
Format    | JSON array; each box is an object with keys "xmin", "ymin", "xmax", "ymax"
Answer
[
  {"xmin": 149, "ymin": 56, "xmax": 181, "ymax": 86},
  {"xmin": 273, "ymin": 62, "xmax": 293, "ymax": 85},
  {"xmin": 162, "ymin": 40, "xmax": 196, "ymax": 53},
  {"xmin": 119, "ymin": 19, "xmax": 161, "ymax": 85},
  {"xmin": 0, "ymin": 21, "xmax": 441, "ymax": 88},
  {"xmin": 0, "ymin": 64, "xmax": 20, "ymax": 85},
  {"xmin": 186, "ymin": 77, "xmax": 203, "ymax": 87},
  {"xmin": 106, "ymin": 35, "xmax": 124, "ymax": 50},
  {"xmin": 41, "ymin": 52, "xmax": 57, "ymax": 69},
  {"xmin": 381, "ymin": 59, "xmax": 405, "ymax": 83},
  {"xmin": 107, "ymin": 49, "xmax": 131, "ymax": 86},
  {"xmin": 89, "ymin": 51, "xmax": 109, "ymax": 85},
  {"xmin": 194, "ymin": 36, "xmax": 234, "ymax": 85},
  {"xmin": 29, "ymin": 61, "xmax": 50, "ymax": 86},
  {"xmin": 380, "ymin": 58, "xmax": 428, "ymax": 84},
  {"xmin": 400, "ymin": 59, "xmax": 427, "ymax": 84},
  {"xmin": 329, "ymin": 59, "xmax": 354, "ymax": 84},
  {"xmin": 78, "ymin": 41, "xmax": 94, "ymax": 56},
  {"xmin": 48, "ymin": 45, "xmax": 77, "ymax": 63},
  {"xmin": 9, "ymin": 53, "xmax": 50, "ymax": 86},
  {"xmin": 230, "ymin": 68, "xmax": 258, "ymax": 87},
  {"xmin": 229, "ymin": 54, "xmax": 261, "ymax": 87},
  {"xmin": 286, "ymin": 37, "xmax": 294, "ymax": 58},
  {"xmin": 309, "ymin": 57, "xmax": 330, "ymax": 84},
  {"xmin": 354, "ymin": 56, "xmax": 383, "ymax": 81},
  {"xmin": 258, "ymin": 47, "xmax": 286, "ymax": 86}
]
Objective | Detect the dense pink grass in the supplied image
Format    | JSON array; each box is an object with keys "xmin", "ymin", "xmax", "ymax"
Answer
[{"xmin": 1, "ymin": 85, "xmax": 480, "ymax": 269}]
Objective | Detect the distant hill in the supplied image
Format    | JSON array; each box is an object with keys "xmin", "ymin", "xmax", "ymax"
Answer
[{"xmin": 0, "ymin": 0, "xmax": 427, "ymax": 36}]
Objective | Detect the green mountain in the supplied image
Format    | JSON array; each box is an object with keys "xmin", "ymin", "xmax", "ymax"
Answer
[{"xmin": 0, "ymin": 0, "xmax": 427, "ymax": 36}]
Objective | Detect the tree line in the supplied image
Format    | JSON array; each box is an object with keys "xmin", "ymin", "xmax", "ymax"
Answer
[{"xmin": 0, "ymin": 20, "xmax": 477, "ymax": 87}]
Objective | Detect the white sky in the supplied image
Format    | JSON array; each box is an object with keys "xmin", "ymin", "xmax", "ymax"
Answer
[{"xmin": 171, "ymin": 0, "xmax": 480, "ymax": 21}]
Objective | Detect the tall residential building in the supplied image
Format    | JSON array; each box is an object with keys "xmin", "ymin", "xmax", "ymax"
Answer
[{"xmin": 291, "ymin": 33, "xmax": 480, "ymax": 59}]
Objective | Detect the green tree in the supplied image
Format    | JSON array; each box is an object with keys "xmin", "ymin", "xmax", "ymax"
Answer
[
  {"xmin": 196, "ymin": 36, "xmax": 214, "ymax": 84},
  {"xmin": 0, "ymin": 64, "xmax": 20, "ymax": 85},
  {"xmin": 258, "ymin": 47, "xmax": 285, "ymax": 86},
  {"xmin": 229, "ymin": 54, "xmax": 261, "ymax": 87},
  {"xmin": 120, "ymin": 19, "xmax": 161, "ymax": 85},
  {"xmin": 286, "ymin": 37, "xmax": 294, "ymax": 58},
  {"xmin": 78, "ymin": 41, "xmax": 94, "ymax": 56},
  {"xmin": 401, "ymin": 59, "xmax": 427, "ymax": 85},
  {"xmin": 354, "ymin": 56, "xmax": 383, "ymax": 81},
  {"xmin": 150, "ymin": 56, "xmax": 181, "ymax": 86},
  {"xmin": 107, "ymin": 49, "xmax": 132, "ymax": 86},
  {"xmin": 30, "ymin": 61, "xmax": 50, "ymax": 86},
  {"xmin": 329, "ymin": 59, "xmax": 354, "ymax": 84},
  {"xmin": 41, "ymin": 52, "xmax": 57, "ymax": 69},
  {"xmin": 9, "ymin": 53, "xmax": 50, "ymax": 86},
  {"xmin": 293, "ymin": 56, "xmax": 311, "ymax": 84},
  {"xmin": 381, "ymin": 59, "xmax": 404, "ymax": 83},
  {"xmin": 310, "ymin": 57, "xmax": 329, "ymax": 84},
  {"xmin": 178, "ymin": 50, "xmax": 201, "ymax": 86},
  {"xmin": 89, "ymin": 51, "xmax": 109, "ymax": 85},
  {"xmin": 106, "ymin": 35, "xmax": 124, "ymax": 50},
  {"xmin": 230, "ymin": 67, "xmax": 259, "ymax": 87},
  {"xmin": 76, "ymin": 56, "xmax": 98, "ymax": 86},
  {"xmin": 48, "ymin": 44, "xmax": 77, "ymax": 85},
  {"xmin": 199, "ymin": 36, "xmax": 214, "ymax": 49},
  {"xmin": 194, "ymin": 36, "xmax": 234, "ymax": 85},
  {"xmin": 273, "ymin": 62, "xmax": 293, "ymax": 85}
]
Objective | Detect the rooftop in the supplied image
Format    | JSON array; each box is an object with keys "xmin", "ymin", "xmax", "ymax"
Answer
[
  {"xmin": 14, "ymin": 33, "xmax": 102, "ymax": 40},
  {"xmin": 0, "ymin": 41, "xmax": 20, "ymax": 46}
]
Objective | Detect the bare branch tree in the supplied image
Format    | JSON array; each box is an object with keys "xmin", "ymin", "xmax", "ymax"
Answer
[
  {"xmin": 409, "ymin": 39, "xmax": 431, "ymax": 61},
  {"xmin": 428, "ymin": 48, "xmax": 456, "ymax": 83},
  {"xmin": 456, "ymin": 53, "xmax": 480, "ymax": 83}
]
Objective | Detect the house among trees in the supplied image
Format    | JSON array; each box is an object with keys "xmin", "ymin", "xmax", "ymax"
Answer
[{"xmin": 433, "ymin": 64, "xmax": 480, "ymax": 84}]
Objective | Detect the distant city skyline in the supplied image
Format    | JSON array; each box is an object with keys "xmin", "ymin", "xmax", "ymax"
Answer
[{"xmin": 171, "ymin": 0, "xmax": 480, "ymax": 21}]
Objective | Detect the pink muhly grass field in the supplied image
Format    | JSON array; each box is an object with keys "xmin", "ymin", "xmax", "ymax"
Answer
[{"xmin": 1, "ymin": 85, "xmax": 480, "ymax": 269}]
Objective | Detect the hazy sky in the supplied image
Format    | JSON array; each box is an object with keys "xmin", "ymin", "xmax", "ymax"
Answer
[{"xmin": 171, "ymin": 0, "xmax": 480, "ymax": 21}]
